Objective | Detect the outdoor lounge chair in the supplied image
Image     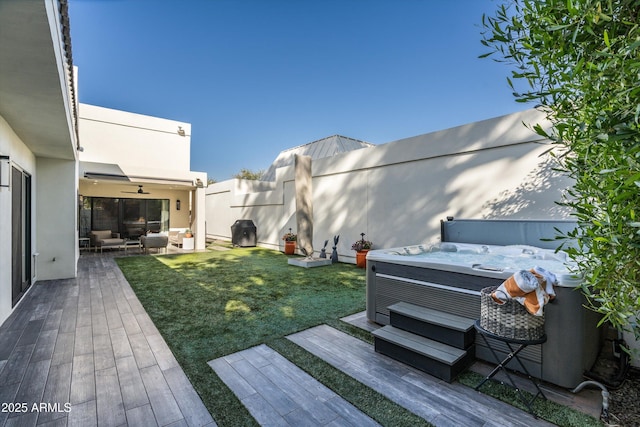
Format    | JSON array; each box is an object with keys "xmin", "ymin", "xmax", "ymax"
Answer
[{"xmin": 89, "ymin": 230, "xmax": 124, "ymax": 252}]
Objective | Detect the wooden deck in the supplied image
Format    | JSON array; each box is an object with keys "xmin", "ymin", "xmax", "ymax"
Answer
[{"xmin": 0, "ymin": 255, "xmax": 215, "ymax": 427}]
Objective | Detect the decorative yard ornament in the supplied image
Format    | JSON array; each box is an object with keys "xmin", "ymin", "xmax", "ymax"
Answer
[
  {"xmin": 319, "ymin": 240, "xmax": 328, "ymax": 258},
  {"xmin": 331, "ymin": 235, "xmax": 340, "ymax": 263}
]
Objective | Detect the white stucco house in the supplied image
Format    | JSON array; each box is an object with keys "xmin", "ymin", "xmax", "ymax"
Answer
[{"xmin": 0, "ymin": 0, "xmax": 206, "ymax": 326}]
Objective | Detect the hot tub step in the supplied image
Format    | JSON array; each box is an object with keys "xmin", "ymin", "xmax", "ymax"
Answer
[
  {"xmin": 372, "ymin": 325, "xmax": 474, "ymax": 383},
  {"xmin": 388, "ymin": 302, "xmax": 475, "ymax": 349}
]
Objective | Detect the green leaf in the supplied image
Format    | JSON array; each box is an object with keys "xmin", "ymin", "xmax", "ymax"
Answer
[
  {"xmin": 599, "ymin": 13, "xmax": 612, "ymax": 22},
  {"xmin": 479, "ymin": 0, "xmax": 640, "ymax": 337},
  {"xmin": 599, "ymin": 168, "xmax": 621, "ymax": 174},
  {"xmin": 624, "ymin": 173, "xmax": 640, "ymax": 186},
  {"xmin": 506, "ymin": 76, "xmax": 514, "ymax": 90},
  {"xmin": 548, "ymin": 24, "xmax": 571, "ymax": 31}
]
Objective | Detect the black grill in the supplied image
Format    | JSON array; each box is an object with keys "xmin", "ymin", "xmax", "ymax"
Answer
[{"xmin": 231, "ymin": 219, "xmax": 257, "ymax": 247}]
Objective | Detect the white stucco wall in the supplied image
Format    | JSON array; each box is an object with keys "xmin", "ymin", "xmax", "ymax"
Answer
[
  {"xmin": 78, "ymin": 103, "xmax": 191, "ymax": 172},
  {"xmin": 0, "ymin": 115, "xmax": 37, "ymax": 324},
  {"xmin": 35, "ymin": 157, "xmax": 78, "ymax": 281},
  {"xmin": 206, "ymin": 109, "xmax": 574, "ymax": 260}
]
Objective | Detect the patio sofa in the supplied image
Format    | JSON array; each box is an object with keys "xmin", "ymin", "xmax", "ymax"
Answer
[
  {"xmin": 141, "ymin": 234, "xmax": 168, "ymax": 254},
  {"xmin": 89, "ymin": 230, "xmax": 124, "ymax": 252}
]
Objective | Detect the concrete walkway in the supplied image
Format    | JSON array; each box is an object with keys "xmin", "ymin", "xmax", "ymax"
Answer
[{"xmin": 0, "ymin": 255, "xmax": 215, "ymax": 427}]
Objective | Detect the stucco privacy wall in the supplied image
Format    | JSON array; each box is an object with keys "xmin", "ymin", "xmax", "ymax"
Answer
[{"xmin": 206, "ymin": 109, "xmax": 573, "ymax": 260}]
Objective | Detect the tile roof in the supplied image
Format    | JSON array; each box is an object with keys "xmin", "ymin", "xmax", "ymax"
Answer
[{"xmin": 59, "ymin": 0, "xmax": 79, "ymax": 142}]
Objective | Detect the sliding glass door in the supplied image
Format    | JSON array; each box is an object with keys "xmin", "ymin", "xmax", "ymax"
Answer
[
  {"xmin": 12, "ymin": 166, "xmax": 32, "ymax": 307},
  {"xmin": 81, "ymin": 197, "xmax": 169, "ymax": 240},
  {"xmin": 91, "ymin": 197, "xmax": 119, "ymax": 233},
  {"xmin": 146, "ymin": 199, "xmax": 169, "ymax": 233},
  {"xmin": 123, "ymin": 199, "xmax": 147, "ymax": 238}
]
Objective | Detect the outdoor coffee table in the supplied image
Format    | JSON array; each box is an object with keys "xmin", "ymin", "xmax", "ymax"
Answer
[
  {"xmin": 474, "ymin": 320, "xmax": 547, "ymax": 416},
  {"xmin": 122, "ymin": 239, "xmax": 141, "ymax": 253}
]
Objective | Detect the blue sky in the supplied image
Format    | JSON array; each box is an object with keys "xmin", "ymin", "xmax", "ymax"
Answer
[{"xmin": 69, "ymin": 0, "xmax": 526, "ymax": 182}]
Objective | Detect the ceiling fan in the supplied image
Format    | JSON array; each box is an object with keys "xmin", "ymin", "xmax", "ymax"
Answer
[{"xmin": 122, "ymin": 185, "xmax": 150, "ymax": 195}]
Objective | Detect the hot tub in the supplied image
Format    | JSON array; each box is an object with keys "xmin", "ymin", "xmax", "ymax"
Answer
[{"xmin": 365, "ymin": 241, "xmax": 601, "ymax": 388}]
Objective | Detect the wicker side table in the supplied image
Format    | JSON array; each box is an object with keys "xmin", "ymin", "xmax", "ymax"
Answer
[{"xmin": 474, "ymin": 320, "xmax": 547, "ymax": 416}]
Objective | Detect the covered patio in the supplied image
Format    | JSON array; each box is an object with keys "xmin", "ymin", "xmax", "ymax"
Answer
[{"xmin": 77, "ymin": 103, "xmax": 208, "ymax": 252}]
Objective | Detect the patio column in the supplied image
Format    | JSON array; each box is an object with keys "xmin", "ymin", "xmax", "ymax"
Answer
[
  {"xmin": 192, "ymin": 185, "xmax": 206, "ymax": 250},
  {"xmin": 294, "ymin": 154, "xmax": 313, "ymax": 256}
]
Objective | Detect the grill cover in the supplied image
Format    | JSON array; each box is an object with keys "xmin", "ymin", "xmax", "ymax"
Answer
[{"xmin": 231, "ymin": 219, "xmax": 257, "ymax": 247}]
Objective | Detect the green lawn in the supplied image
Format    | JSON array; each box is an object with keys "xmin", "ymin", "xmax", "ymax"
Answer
[
  {"xmin": 116, "ymin": 247, "xmax": 429, "ymax": 426},
  {"xmin": 116, "ymin": 246, "xmax": 601, "ymax": 427}
]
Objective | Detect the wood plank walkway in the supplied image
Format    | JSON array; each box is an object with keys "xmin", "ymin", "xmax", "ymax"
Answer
[
  {"xmin": 208, "ymin": 344, "xmax": 380, "ymax": 426},
  {"xmin": 0, "ymin": 255, "xmax": 215, "ymax": 427},
  {"xmin": 340, "ymin": 312, "xmax": 602, "ymax": 418},
  {"xmin": 288, "ymin": 325, "xmax": 555, "ymax": 427}
]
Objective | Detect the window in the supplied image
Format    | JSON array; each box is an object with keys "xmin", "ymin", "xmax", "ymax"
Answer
[{"xmin": 81, "ymin": 197, "xmax": 170, "ymax": 239}]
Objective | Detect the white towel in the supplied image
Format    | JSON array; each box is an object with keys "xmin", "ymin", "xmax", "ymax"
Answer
[
  {"xmin": 491, "ymin": 266, "xmax": 557, "ymax": 316},
  {"xmin": 531, "ymin": 266, "xmax": 558, "ymax": 299}
]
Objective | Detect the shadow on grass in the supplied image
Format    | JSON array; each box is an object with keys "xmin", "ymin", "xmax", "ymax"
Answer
[{"xmin": 116, "ymin": 247, "xmax": 370, "ymax": 426}]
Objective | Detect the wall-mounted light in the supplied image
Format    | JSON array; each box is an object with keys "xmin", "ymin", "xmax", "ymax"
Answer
[
  {"xmin": 177, "ymin": 126, "xmax": 185, "ymax": 137},
  {"xmin": 0, "ymin": 155, "xmax": 10, "ymax": 188},
  {"xmin": 176, "ymin": 199, "xmax": 181, "ymax": 210}
]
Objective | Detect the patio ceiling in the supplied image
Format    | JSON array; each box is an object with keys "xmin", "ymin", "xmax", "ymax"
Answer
[{"xmin": 0, "ymin": 0, "xmax": 77, "ymax": 160}]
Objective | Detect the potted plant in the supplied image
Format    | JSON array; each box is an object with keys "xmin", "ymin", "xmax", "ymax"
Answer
[
  {"xmin": 282, "ymin": 228, "xmax": 297, "ymax": 255},
  {"xmin": 184, "ymin": 229, "xmax": 193, "ymax": 238},
  {"xmin": 352, "ymin": 233, "xmax": 372, "ymax": 268}
]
